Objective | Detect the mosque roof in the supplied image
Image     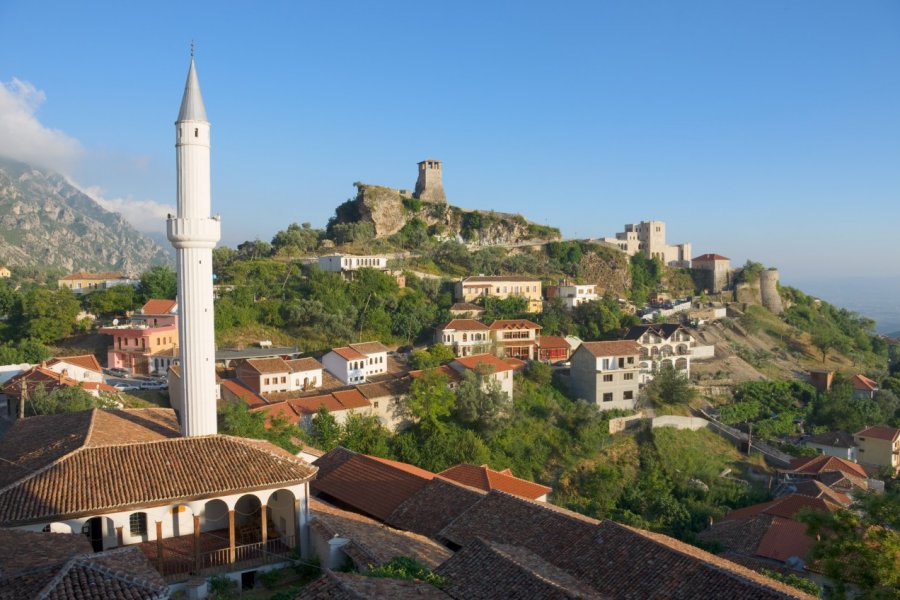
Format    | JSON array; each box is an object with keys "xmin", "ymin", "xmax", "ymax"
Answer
[{"xmin": 177, "ymin": 58, "xmax": 208, "ymax": 122}]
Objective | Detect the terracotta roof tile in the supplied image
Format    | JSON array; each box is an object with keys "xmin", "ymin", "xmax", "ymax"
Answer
[
  {"xmin": 221, "ymin": 379, "xmax": 269, "ymax": 409},
  {"xmin": 438, "ymin": 319, "xmax": 490, "ymax": 331},
  {"xmin": 140, "ymin": 299, "xmax": 177, "ymax": 315},
  {"xmin": 576, "ymin": 340, "xmax": 641, "ymax": 358},
  {"xmin": 244, "ymin": 357, "xmax": 292, "ymax": 374},
  {"xmin": 296, "ymin": 571, "xmax": 448, "ymax": 599},
  {"xmin": 804, "ymin": 430, "xmax": 856, "ymax": 449},
  {"xmin": 850, "ymin": 374, "xmax": 879, "ymax": 392},
  {"xmin": 0, "ymin": 529, "xmax": 92, "ymax": 578},
  {"xmin": 855, "ymin": 425, "xmax": 900, "ymax": 442},
  {"xmin": 45, "ymin": 354, "xmax": 103, "ymax": 374},
  {"xmin": 436, "ymin": 537, "xmax": 606, "ymax": 599},
  {"xmin": 60, "ymin": 271, "xmax": 126, "ymax": 281},
  {"xmin": 488, "ymin": 319, "xmax": 542, "ymax": 330},
  {"xmin": 331, "ymin": 347, "xmax": 367, "ymax": 361},
  {"xmin": 537, "ymin": 335, "xmax": 571, "ymax": 349},
  {"xmin": 693, "ymin": 253, "xmax": 730, "ymax": 261},
  {"xmin": 332, "ymin": 389, "xmax": 372, "ymax": 410},
  {"xmin": 0, "ymin": 409, "xmax": 316, "ymax": 526},
  {"xmin": 784, "ymin": 454, "xmax": 868, "ymax": 479},
  {"xmin": 310, "ymin": 498, "xmax": 451, "ymax": 569},
  {"xmin": 252, "ymin": 401, "xmax": 302, "ymax": 426},
  {"xmin": 348, "ymin": 341, "xmax": 390, "ymax": 355},
  {"xmin": 438, "ymin": 464, "xmax": 551, "ymax": 500},
  {"xmin": 438, "ymin": 491, "xmax": 812, "ymax": 599},
  {"xmin": 409, "ymin": 365, "xmax": 463, "ymax": 383},
  {"xmin": 462, "ymin": 276, "xmax": 540, "ymax": 283},
  {"xmin": 285, "ymin": 357, "xmax": 323, "ymax": 372},
  {"xmin": 312, "ymin": 450, "xmax": 434, "ymax": 521},
  {"xmin": 386, "ymin": 478, "xmax": 485, "ymax": 537}
]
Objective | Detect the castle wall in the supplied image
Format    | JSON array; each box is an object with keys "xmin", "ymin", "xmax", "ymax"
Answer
[{"xmin": 759, "ymin": 269, "xmax": 784, "ymax": 314}]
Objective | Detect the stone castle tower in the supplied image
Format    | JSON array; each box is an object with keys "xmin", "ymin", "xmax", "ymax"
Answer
[
  {"xmin": 759, "ymin": 269, "xmax": 784, "ymax": 315},
  {"xmin": 167, "ymin": 55, "xmax": 221, "ymax": 436},
  {"xmin": 413, "ymin": 159, "xmax": 446, "ymax": 203}
]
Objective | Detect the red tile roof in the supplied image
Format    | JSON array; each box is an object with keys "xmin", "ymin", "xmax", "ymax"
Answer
[
  {"xmin": 140, "ymin": 298, "xmax": 177, "ymax": 315},
  {"xmin": 537, "ymin": 335, "xmax": 570, "ymax": 349},
  {"xmin": 692, "ymin": 253, "xmax": 730, "ymax": 261},
  {"xmin": 220, "ymin": 379, "xmax": 269, "ymax": 409},
  {"xmin": 348, "ymin": 341, "xmax": 390, "ymax": 355},
  {"xmin": 462, "ymin": 275, "xmax": 540, "ymax": 283},
  {"xmin": 386, "ymin": 478, "xmax": 485, "ymax": 537},
  {"xmin": 297, "ymin": 571, "xmax": 449, "ymax": 599},
  {"xmin": 851, "ymin": 373, "xmax": 879, "ymax": 392},
  {"xmin": 855, "ymin": 425, "xmax": 900, "ymax": 442},
  {"xmin": 409, "ymin": 365, "xmax": 463, "ymax": 383},
  {"xmin": 784, "ymin": 454, "xmax": 868, "ymax": 479},
  {"xmin": 244, "ymin": 357, "xmax": 292, "ymax": 374},
  {"xmin": 488, "ymin": 319, "xmax": 542, "ymax": 330},
  {"xmin": 451, "ymin": 353, "xmax": 515, "ymax": 373},
  {"xmin": 285, "ymin": 357, "xmax": 323, "ymax": 372},
  {"xmin": 45, "ymin": 354, "xmax": 103, "ymax": 374},
  {"xmin": 331, "ymin": 389, "xmax": 371, "ymax": 410},
  {"xmin": 0, "ymin": 408, "xmax": 317, "ymax": 526},
  {"xmin": 438, "ymin": 319, "xmax": 490, "ymax": 331},
  {"xmin": 438, "ymin": 491, "xmax": 812, "ymax": 599},
  {"xmin": 577, "ymin": 340, "xmax": 641, "ymax": 358},
  {"xmin": 312, "ymin": 449, "xmax": 435, "ymax": 521},
  {"xmin": 438, "ymin": 464, "xmax": 551, "ymax": 500},
  {"xmin": 60, "ymin": 271, "xmax": 126, "ymax": 281},
  {"xmin": 331, "ymin": 346, "xmax": 367, "ymax": 361}
]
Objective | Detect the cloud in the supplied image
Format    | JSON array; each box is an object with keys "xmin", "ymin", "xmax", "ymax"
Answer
[
  {"xmin": 0, "ymin": 78, "xmax": 83, "ymax": 173},
  {"xmin": 78, "ymin": 184, "xmax": 176, "ymax": 235}
]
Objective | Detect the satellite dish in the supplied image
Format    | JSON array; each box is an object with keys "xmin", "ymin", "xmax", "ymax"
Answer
[{"xmin": 112, "ymin": 318, "xmax": 119, "ymax": 326}]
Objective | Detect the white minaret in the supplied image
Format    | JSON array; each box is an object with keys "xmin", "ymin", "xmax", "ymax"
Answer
[{"xmin": 168, "ymin": 53, "xmax": 221, "ymax": 436}]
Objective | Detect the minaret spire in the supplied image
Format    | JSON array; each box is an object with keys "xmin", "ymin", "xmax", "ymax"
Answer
[{"xmin": 168, "ymin": 55, "xmax": 220, "ymax": 436}]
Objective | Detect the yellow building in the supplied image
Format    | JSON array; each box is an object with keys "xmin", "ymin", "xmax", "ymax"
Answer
[
  {"xmin": 854, "ymin": 426, "xmax": 900, "ymax": 473},
  {"xmin": 455, "ymin": 275, "xmax": 543, "ymax": 313},
  {"xmin": 58, "ymin": 271, "xmax": 138, "ymax": 294}
]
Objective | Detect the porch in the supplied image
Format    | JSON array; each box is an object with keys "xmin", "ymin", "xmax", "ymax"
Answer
[{"xmin": 137, "ymin": 528, "xmax": 296, "ymax": 582}]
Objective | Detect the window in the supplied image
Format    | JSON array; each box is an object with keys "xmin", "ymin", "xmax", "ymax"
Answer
[
  {"xmin": 281, "ymin": 376, "xmax": 286, "ymax": 384},
  {"xmin": 624, "ymin": 391, "xmax": 634, "ymax": 400},
  {"xmin": 623, "ymin": 373, "xmax": 634, "ymax": 380},
  {"xmin": 129, "ymin": 512, "xmax": 147, "ymax": 536},
  {"xmin": 603, "ymin": 374, "xmax": 613, "ymax": 382},
  {"xmin": 618, "ymin": 357, "xmax": 625, "ymax": 368},
  {"xmin": 374, "ymin": 401, "xmax": 379, "ymax": 409},
  {"xmin": 602, "ymin": 393, "xmax": 613, "ymax": 402},
  {"xmin": 194, "ymin": 127, "xmax": 199, "ymax": 137}
]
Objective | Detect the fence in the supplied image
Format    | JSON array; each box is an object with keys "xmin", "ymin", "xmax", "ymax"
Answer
[{"xmin": 158, "ymin": 535, "xmax": 296, "ymax": 582}]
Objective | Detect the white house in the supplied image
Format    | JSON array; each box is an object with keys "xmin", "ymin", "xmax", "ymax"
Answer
[
  {"xmin": 43, "ymin": 355, "xmax": 104, "ymax": 384},
  {"xmin": 553, "ymin": 283, "xmax": 599, "ymax": 309},
  {"xmin": 803, "ymin": 431, "xmax": 858, "ymax": 462},
  {"xmin": 0, "ymin": 408, "xmax": 317, "ymax": 584},
  {"xmin": 318, "ymin": 254, "xmax": 390, "ymax": 274},
  {"xmin": 321, "ymin": 342, "xmax": 389, "ymax": 384},
  {"xmin": 435, "ymin": 319, "xmax": 492, "ymax": 357},
  {"xmin": 624, "ymin": 324, "xmax": 694, "ymax": 384}
]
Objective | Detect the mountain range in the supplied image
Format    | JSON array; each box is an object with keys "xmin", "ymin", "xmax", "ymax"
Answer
[{"xmin": 0, "ymin": 157, "xmax": 172, "ymax": 274}]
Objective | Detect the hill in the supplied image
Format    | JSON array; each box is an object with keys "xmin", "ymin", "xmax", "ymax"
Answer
[
  {"xmin": 0, "ymin": 156, "xmax": 172, "ymax": 273},
  {"xmin": 326, "ymin": 183, "xmax": 561, "ymax": 248}
]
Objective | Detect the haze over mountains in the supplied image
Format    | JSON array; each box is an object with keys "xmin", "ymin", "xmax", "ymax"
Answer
[{"xmin": 0, "ymin": 156, "xmax": 172, "ymax": 273}]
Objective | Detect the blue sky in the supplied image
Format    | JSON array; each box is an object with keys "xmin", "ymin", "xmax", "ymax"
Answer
[{"xmin": 1, "ymin": 1, "xmax": 899, "ymax": 286}]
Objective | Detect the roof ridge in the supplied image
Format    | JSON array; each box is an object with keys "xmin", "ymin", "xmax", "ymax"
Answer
[{"xmin": 83, "ymin": 407, "xmax": 101, "ymax": 446}]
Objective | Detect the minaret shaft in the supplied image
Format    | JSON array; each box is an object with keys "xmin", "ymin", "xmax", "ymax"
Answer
[{"xmin": 168, "ymin": 58, "xmax": 220, "ymax": 437}]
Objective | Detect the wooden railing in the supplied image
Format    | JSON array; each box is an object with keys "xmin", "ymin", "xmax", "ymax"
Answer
[{"xmin": 159, "ymin": 535, "xmax": 296, "ymax": 582}]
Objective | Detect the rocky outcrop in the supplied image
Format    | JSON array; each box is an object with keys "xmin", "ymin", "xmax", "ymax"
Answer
[
  {"xmin": 334, "ymin": 183, "xmax": 560, "ymax": 245},
  {"xmin": 577, "ymin": 247, "xmax": 631, "ymax": 297},
  {"xmin": 0, "ymin": 157, "xmax": 172, "ymax": 272}
]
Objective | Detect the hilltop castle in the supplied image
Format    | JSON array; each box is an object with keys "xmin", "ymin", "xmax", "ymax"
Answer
[{"xmin": 413, "ymin": 158, "xmax": 446, "ymax": 203}]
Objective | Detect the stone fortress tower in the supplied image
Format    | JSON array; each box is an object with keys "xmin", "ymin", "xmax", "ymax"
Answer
[
  {"xmin": 413, "ymin": 159, "xmax": 447, "ymax": 203},
  {"xmin": 167, "ymin": 54, "xmax": 221, "ymax": 436},
  {"xmin": 759, "ymin": 269, "xmax": 784, "ymax": 315}
]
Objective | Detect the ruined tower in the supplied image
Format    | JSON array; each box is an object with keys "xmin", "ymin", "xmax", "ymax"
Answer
[
  {"xmin": 413, "ymin": 159, "xmax": 446, "ymax": 203},
  {"xmin": 759, "ymin": 269, "xmax": 784, "ymax": 315}
]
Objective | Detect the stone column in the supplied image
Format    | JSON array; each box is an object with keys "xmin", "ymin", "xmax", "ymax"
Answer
[
  {"xmin": 260, "ymin": 505, "xmax": 268, "ymax": 546},
  {"xmin": 193, "ymin": 515, "xmax": 201, "ymax": 572},
  {"xmin": 116, "ymin": 526, "xmax": 123, "ymax": 547},
  {"xmin": 155, "ymin": 521, "xmax": 164, "ymax": 569}
]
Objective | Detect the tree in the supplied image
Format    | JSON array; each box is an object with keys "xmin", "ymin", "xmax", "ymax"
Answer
[
  {"xmin": 13, "ymin": 287, "xmax": 80, "ymax": 344},
  {"xmin": 403, "ymin": 370, "xmax": 455, "ymax": 431},
  {"xmin": 309, "ymin": 406, "xmax": 341, "ymax": 451},
  {"xmin": 408, "ymin": 344, "xmax": 456, "ymax": 370},
  {"xmin": 271, "ymin": 222, "xmax": 321, "ymax": 256},
  {"xmin": 641, "ymin": 365, "xmax": 697, "ymax": 407},
  {"xmin": 138, "ymin": 266, "xmax": 177, "ymax": 301},
  {"xmin": 799, "ymin": 489, "xmax": 900, "ymax": 599},
  {"xmin": 84, "ymin": 284, "xmax": 138, "ymax": 317},
  {"xmin": 341, "ymin": 412, "xmax": 391, "ymax": 457},
  {"xmin": 812, "ymin": 329, "xmax": 838, "ymax": 363},
  {"xmin": 0, "ymin": 278, "xmax": 16, "ymax": 316},
  {"xmin": 27, "ymin": 385, "xmax": 116, "ymax": 416},
  {"xmin": 453, "ymin": 367, "xmax": 507, "ymax": 430}
]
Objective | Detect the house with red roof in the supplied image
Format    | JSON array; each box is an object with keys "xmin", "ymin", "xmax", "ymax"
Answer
[
  {"xmin": 450, "ymin": 353, "xmax": 516, "ymax": 398},
  {"xmin": 570, "ymin": 340, "xmax": 642, "ymax": 411},
  {"xmin": 854, "ymin": 425, "xmax": 900, "ymax": 473},
  {"xmin": 489, "ymin": 319, "xmax": 542, "ymax": 360},
  {"xmin": 778, "ymin": 454, "xmax": 869, "ymax": 495},
  {"xmin": 439, "ymin": 464, "xmax": 552, "ymax": 502},
  {"xmin": 322, "ymin": 341, "xmax": 389, "ymax": 384},
  {"xmin": 802, "ymin": 431, "xmax": 857, "ymax": 462},
  {"xmin": 43, "ymin": 355, "xmax": 104, "ymax": 384},
  {"xmin": 850, "ymin": 374, "xmax": 879, "ymax": 400},
  {"xmin": 99, "ymin": 299, "xmax": 179, "ymax": 375},
  {"xmin": 235, "ymin": 356, "xmax": 323, "ymax": 395},
  {"xmin": 691, "ymin": 253, "xmax": 732, "ymax": 293},
  {"xmin": 536, "ymin": 335, "xmax": 572, "ymax": 363},
  {"xmin": 2, "ymin": 365, "xmax": 118, "ymax": 418},
  {"xmin": 699, "ymin": 494, "xmax": 839, "ymax": 568},
  {"xmin": 435, "ymin": 319, "xmax": 492, "ymax": 357}
]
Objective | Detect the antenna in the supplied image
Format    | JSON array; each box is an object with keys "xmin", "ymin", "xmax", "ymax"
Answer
[{"xmin": 191, "ymin": 40, "xmax": 195, "ymax": 58}]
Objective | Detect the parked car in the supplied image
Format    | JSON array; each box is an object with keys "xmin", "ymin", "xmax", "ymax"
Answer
[
  {"xmin": 108, "ymin": 368, "xmax": 130, "ymax": 378},
  {"xmin": 140, "ymin": 381, "xmax": 168, "ymax": 390},
  {"xmin": 112, "ymin": 382, "xmax": 139, "ymax": 392}
]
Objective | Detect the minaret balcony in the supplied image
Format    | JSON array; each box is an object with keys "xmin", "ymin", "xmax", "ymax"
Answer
[{"xmin": 167, "ymin": 216, "xmax": 221, "ymax": 248}]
